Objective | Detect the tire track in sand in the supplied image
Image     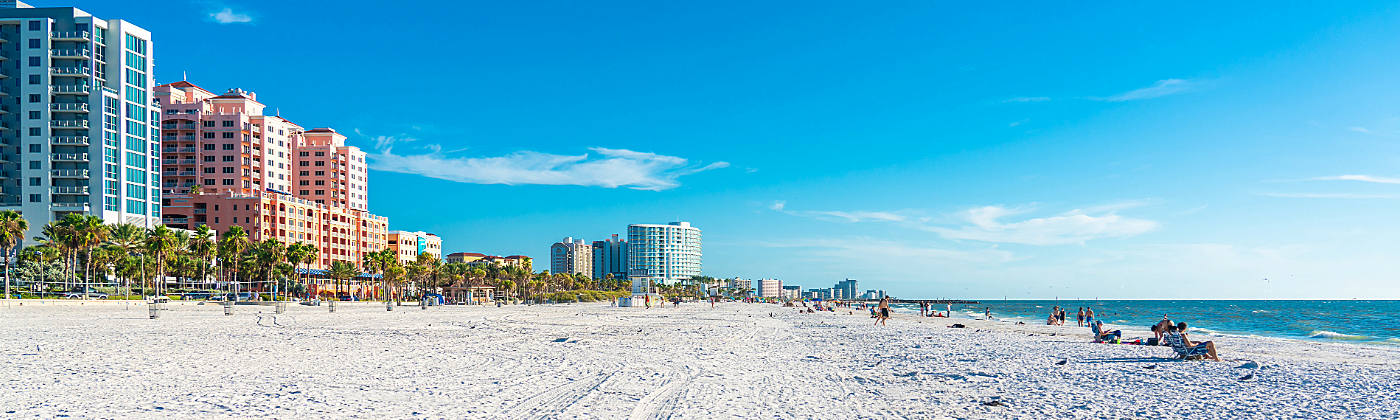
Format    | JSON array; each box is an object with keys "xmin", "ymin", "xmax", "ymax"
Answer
[
  {"xmin": 506, "ymin": 370, "xmax": 619, "ymax": 420},
  {"xmin": 628, "ymin": 366, "xmax": 695, "ymax": 420}
]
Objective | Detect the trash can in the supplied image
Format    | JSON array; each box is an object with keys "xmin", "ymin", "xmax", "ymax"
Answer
[
  {"xmin": 386, "ymin": 300, "xmax": 394, "ymax": 311},
  {"xmin": 222, "ymin": 300, "xmax": 234, "ymax": 316},
  {"xmin": 328, "ymin": 300, "xmax": 337, "ymax": 313},
  {"xmin": 420, "ymin": 298, "xmax": 427, "ymax": 310},
  {"xmin": 148, "ymin": 301, "xmax": 161, "ymax": 319},
  {"xmin": 275, "ymin": 301, "xmax": 287, "ymax": 314}
]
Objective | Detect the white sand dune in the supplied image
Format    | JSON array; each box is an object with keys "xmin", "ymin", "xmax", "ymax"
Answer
[{"xmin": 1, "ymin": 301, "xmax": 1397, "ymax": 419}]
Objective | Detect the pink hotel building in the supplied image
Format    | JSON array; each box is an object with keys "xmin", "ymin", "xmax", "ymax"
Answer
[{"xmin": 153, "ymin": 81, "xmax": 389, "ymax": 275}]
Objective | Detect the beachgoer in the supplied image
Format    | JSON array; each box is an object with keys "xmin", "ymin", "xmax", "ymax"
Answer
[
  {"xmin": 1085, "ymin": 307, "xmax": 1095, "ymax": 325},
  {"xmin": 1091, "ymin": 320, "xmax": 1121, "ymax": 342},
  {"xmin": 1077, "ymin": 308, "xmax": 1085, "ymax": 327},
  {"xmin": 1174, "ymin": 322, "xmax": 1221, "ymax": 361},
  {"xmin": 985, "ymin": 307, "xmax": 991, "ymax": 320},
  {"xmin": 1059, "ymin": 308, "xmax": 1067, "ymax": 326},
  {"xmin": 1047, "ymin": 313, "xmax": 1057, "ymax": 325},
  {"xmin": 1152, "ymin": 316, "xmax": 1174, "ymax": 342},
  {"xmin": 877, "ymin": 296, "xmax": 891, "ymax": 326},
  {"xmin": 946, "ymin": 303, "xmax": 952, "ymax": 318}
]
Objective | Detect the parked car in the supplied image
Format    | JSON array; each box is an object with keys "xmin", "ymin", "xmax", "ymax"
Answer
[
  {"xmin": 61, "ymin": 288, "xmax": 108, "ymax": 299},
  {"xmin": 222, "ymin": 292, "xmax": 253, "ymax": 301},
  {"xmin": 184, "ymin": 292, "xmax": 213, "ymax": 300}
]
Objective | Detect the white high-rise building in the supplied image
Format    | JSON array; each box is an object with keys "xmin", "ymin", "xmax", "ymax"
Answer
[
  {"xmin": 627, "ymin": 221, "xmax": 701, "ymax": 294},
  {"xmin": 0, "ymin": 2, "xmax": 160, "ymax": 243}
]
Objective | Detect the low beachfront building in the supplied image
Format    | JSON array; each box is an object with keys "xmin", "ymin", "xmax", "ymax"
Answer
[
  {"xmin": 388, "ymin": 230, "xmax": 441, "ymax": 264},
  {"xmin": 445, "ymin": 252, "xmax": 486, "ymax": 264}
]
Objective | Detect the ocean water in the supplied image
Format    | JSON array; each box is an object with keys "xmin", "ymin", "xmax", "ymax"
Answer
[{"xmin": 891, "ymin": 300, "xmax": 1400, "ymax": 346}]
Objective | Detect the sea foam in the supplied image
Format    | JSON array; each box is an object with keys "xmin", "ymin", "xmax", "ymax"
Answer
[{"xmin": 1307, "ymin": 330, "xmax": 1369, "ymax": 340}]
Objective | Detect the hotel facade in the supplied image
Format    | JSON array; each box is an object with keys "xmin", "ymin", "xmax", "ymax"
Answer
[
  {"xmin": 627, "ymin": 221, "xmax": 701, "ymax": 295},
  {"xmin": 154, "ymin": 81, "xmax": 388, "ymax": 271},
  {"xmin": 388, "ymin": 230, "xmax": 441, "ymax": 264},
  {"xmin": 0, "ymin": 3, "xmax": 161, "ymax": 243}
]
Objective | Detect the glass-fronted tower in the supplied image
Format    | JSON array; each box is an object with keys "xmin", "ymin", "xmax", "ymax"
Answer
[
  {"xmin": 0, "ymin": 2, "xmax": 160, "ymax": 243},
  {"xmin": 627, "ymin": 221, "xmax": 701, "ymax": 294}
]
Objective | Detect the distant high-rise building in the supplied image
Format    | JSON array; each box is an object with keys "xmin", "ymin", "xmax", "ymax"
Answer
[
  {"xmin": 0, "ymin": 3, "xmax": 161, "ymax": 242},
  {"xmin": 627, "ymin": 222, "xmax": 701, "ymax": 294},
  {"xmin": 550, "ymin": 237, "xmax": 593, "ymax": 277},
  {"xmin": 835, "ymin": 279, "xmax": 858, "ymax": 301},
  {"xmin": 591, "ymin": 233, "xmax": 627, "ymax": 280},
  {"xmin": 756, "ymin": 279, "xmax": 783, "ymax": 298}
]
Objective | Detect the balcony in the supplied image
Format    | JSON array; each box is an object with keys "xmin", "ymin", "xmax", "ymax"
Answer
[
  {"xmin": 181, "ymin": 135, "xmax": 196, "ymax": 141},
  {"xmin": 52, "ymin": 136, "xmax": 89, "ymax": 145},
  {"xmin": 161, "ymin": 147, "xmax": 177, "ymax": 153},
  {"xmin": 0, "ymin": 104, "xmax": 10, "ymax": 114},
  {"xmin": 50, "ymin": 49, "xmax": 91, "ymax": 59},
  {"xmin": 51, "ymin": 169, "xmax": 89, "ymax": 178},
  {"xmin": 50, "ymin": 186, "xmax": 88, "ymax": 194},
  {"xmin": 194, "ymin": 208, "xmax": 207, "ymax": 214},
  {"xmin": 50, "ymin": 202, "xmax": 89, "ymax": 210},
  {"xmin": 179, "ymin": 159, "xmax": 196, "ymax": 165},
  {"xmin": 50, "ymin": 119, "xmax": 89, "ymax": 128},
  {"xmin": 51, "ymin": 153, "xmax": 89, "ymax": 162},
  {"xmin": 0, "ymin": 51, "xmax": 11, "ymax": 61},
  {"xmin": 0, "ymin": 87, "xmax": 11, "ymax": 96},
  {"xmin": 179, "ymin": 147, "xmax": 196, "ymax": 153},
  {"xmin": 50, "ymin": 85, "xmax": 91, "ymax": 94},
  {"xmin": 177, "ymin": 171, "xmax": 196, "ymax": 177},
  {"xmin": 50, "ymin": 31, "xmax": 90, "ymax": 41},
  {"xmin": 50, "ymin": 67, "xmax": 88, "ymax": 77},
  {"xmin": 50, "ymin": 103, "xmax": 89, "ymax": 112},
  {"xmin": 161, "ymin": 217, "xmax": 187, "ymax": 224}
]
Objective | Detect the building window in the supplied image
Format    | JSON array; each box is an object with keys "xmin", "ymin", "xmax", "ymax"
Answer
[
  {"xmin": 27, "ymin": 144, "xmax": 39, "ymax": 153},
  {"xmin": 28, "ymin": 177, "xmax": 39, "ymax": 186},
  {"xmin": 28, "ymin": 161, "xmax": 40, "ymax": 169},
  {"xmin": 315, "ymin": 190, "xmax": 324, "ymax": 195},
  {"xmin": 27, "ymin": 94, "xmax": 39, "ymax": 103},
  {"xmin": 314, "ymin": 161, "xmax": 324, "ymax": 167},
  {"xmin": 202, "ymin": 144, "xmax": 215, "ymax": 150},
  {"xmin": 299, "ymin": 152, "xmax": 308, "ymax": 157},
  {"xmin": 27, "ymin": 74, "xmax": 38, "ymax": 85},
  {"xmin": 202, "ymin": 120, "xmax": 215, "ymax": 127},
  {"xmin": 202, "ymin": 168, "xmax": 215, "ymax": 174},
  {"xmin": 202, "ymin": 156, "xmax": 215, "ymax": 162},
  {"xmin": 222, "ymin": 167, "xmax": 234, "ymax": 173},
  {"xmin": 314, "ymin": 151, "xmax": 325, "ymax": 157},
  {"xmin": 222, "ymin": 179, "xmax": 234, "ymax": 185},
  {"xmin": 221, "ymin": 132, "xmax": 233, "ymax": 138},
  {"xmin": 28, "ymin": 21, "xmax": 39, "ymax": 31},
  {"xmin": 27, "ymin": 57, "xmax": 38, "ymax": 67},
  {"xmin": 27, "ymin": 128, "xmax": 40, "ymax": 136},
  {"xmin": 298, "ymin": 161, "xmax": 308, "ymax": 166},
  {"xmin": 28, "ymin": 194, "xmax": 40, "ymax": 202},
  {"xmin": 299, "ymin": 190, "xmax": 309, "ymax": 195},
  {"xmin": 202, "ymin": 132, "xmax": 215, "ymax": 139},
  {"xmin": 221, "ymin": 156, "xmax": 233, "ymax": 162},
  {"xmin": 203, "ymin": 178, "xmax": 215, "ymax": 185},
  {"xmin": 27, "ymin": 111, "xmax": 39, "ymax": 119},
  {"xmin": 299, "ymin": 171, "xmax": 309, "ymax": 176},
  {"xmin": 314, "ymin": 180, "xmax": 324, "ymax": 186},
  {"xmin": 221, "ymin": 120, "xmax": 234, "ymax": 127},
  {"xmin": 299, "ymin": 180, "xmax": 308, "ymax": 186},
  {"xmin": 222, "ymin": 144, "xmax": 234, "ymax": 150}
]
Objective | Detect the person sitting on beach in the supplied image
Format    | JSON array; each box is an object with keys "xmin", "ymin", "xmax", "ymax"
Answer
[
  {"xmin": 1047, "ymin": 313, "xmax": 1057, "ymax": 325},
  {"xmin": 1165, "ymin": 322, "xmax": 1221, "ymax": 361},
  {"xmin": 1091, "ymin": 320, "xmax": 1121, "ymax": 342}
]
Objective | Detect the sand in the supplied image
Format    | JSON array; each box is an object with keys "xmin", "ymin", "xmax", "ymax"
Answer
[{"xmin": 1, "ymin": 300, "xmax": 1397, "ymax": 419}]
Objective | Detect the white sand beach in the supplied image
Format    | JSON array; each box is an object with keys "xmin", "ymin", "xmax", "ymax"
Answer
[{"xmin": 1, "ymin": 300, "xmax": 1398, "ymax": 419}]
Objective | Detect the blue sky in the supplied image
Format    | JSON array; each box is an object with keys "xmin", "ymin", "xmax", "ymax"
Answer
[{"xmin": 85, "ymin": 1, "xmax": 1400, "ymax": 299}]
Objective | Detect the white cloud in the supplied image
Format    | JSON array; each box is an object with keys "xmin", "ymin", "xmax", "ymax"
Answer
[
  {"xmin": 1003, "ymin": 97, "xmax": 1050, "ymax": 103},
  {"xmin": 774, "ymin": 203, "xmax": 1158, "ymax": 245},
  {"xmin": 923, "ymin": 205, "xmax": 1160, "ymax": 245},
  {"xmin": 1316, "ymin": 175, "xmax": 1400, "ymax": 184},
  {"xmin": 1258, "ymin": 192, "xmax": 1400, "ymax": 199},
  {"xmin": 757, "ymin": 237, "xmax": 1016, "ymax": 265},
  {"xmin": 769, "ymin": 201, "xmax": 785, "ymax": 211},
  {"xmin": 1094, "ymin": 79, "xmax": 1196, "ymax": 102},
  {"xmin": 368, "ymin": 146, "xmax": 727, "ymax": 191},
  {"xmin": 1348, "ymin": 127, "xmax": 1371, "ymax": 133},
  {"xmin": 210, "ymin": 8, "xmax": 252, "ymax": 24},
  {"xmin": 1009, "ymin": 119, "xmax": 1029, "ymax": 127}
]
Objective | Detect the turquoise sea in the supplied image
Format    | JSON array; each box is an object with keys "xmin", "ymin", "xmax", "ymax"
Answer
[{"xmin": 892, "ymin": 300, "xmax": 1400, "ymax": 346}]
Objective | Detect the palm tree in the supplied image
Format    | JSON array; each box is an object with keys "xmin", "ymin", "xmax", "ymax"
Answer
[
  {"xmin": 219, "ymin": 226, "xmax": 250, "ymax": 297},
  {"xmin": 189, "ymin": 224, "xmax": 215, "ymax": 292},
  {"xmin": 144, "ymin": 225, "xmax": 180, "ymax": 296},
  {"xmin": 327, "ymin": 260, "xmax": 359, "ymax": 301},
  {"xmin": 105, "ymin": 223, "xmax": 144, "ymax": 298},
  {"xmin": 252, "ymin": 239, "xmax": 287, "ymax": 300},
  {"xmin": 72, "ymin": 215, "xmax": 107, "ymax": 294},
  {"xmin": 0, "ymin": 210, "xmax": 28, "ymax": 299},
  {"xmin": 283, "ymin": 243, "xmax": 316, "ymax": 300}
]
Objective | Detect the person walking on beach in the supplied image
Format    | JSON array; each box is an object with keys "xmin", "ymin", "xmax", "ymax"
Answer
[
  {"xmin": 1085, "ymin": 307, "xmax": 1095, "ymax": 326},
  {"xmin": 1077, "ymin": 307, "xmax": 1085, "ymax": 327},
  {"xmin": 985, "ymin": 307, "xmax": 991, "ymax": 320},
  {"xmin": 876, "ymin": 296, "xmax": 891, "ymax": 326}
]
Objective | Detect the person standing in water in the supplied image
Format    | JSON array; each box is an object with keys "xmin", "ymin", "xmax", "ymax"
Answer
[
  {"xmin": 1085, "ymin": 307, "xmax": 1095, "ymax": 326},
  {"xmin": 985, "ymin": 307, "xmax": 992, "ymax": 320},
  {"xmin": 1077, "ymin": 307, "xmax": 1085, "ymax": 327}
]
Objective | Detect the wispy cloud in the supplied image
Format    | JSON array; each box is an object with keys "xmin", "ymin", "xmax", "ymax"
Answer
[
  {"xmin": 757, "ymin": 237, "xmax": 1017, "ymax": 265},
  {"xmin": 1258, "ymin": 192, "xmax": 1400, "ymax": 199},
  {"xmin": 1316, "ymin": 175, "xmax": 1400, "ymax": 184},
  {"xmin": 209, "ymin": 8, "xmax": 252, "ymax": 24},
  {"xmin": 1003, "ymin": 97, "xmax": 1050, "ymax": 103},
  {"xmin": 368, "ymin": 145, "xmax": 727, "ymax": 191},
  {"xmin": 1094, "ymin": 79, "xmax": 1197, "ymax": 102},
  {"xmin": 923, "ymin": 205, "xmax": 1159, "ymax": 245},
  {"xmin": 773, "ymin": 202, "xmax": 1158, "ymax": 245},
  {"xmin": 1009, "ymin": 119, "xmax": 1029, "ymax": 127}
]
